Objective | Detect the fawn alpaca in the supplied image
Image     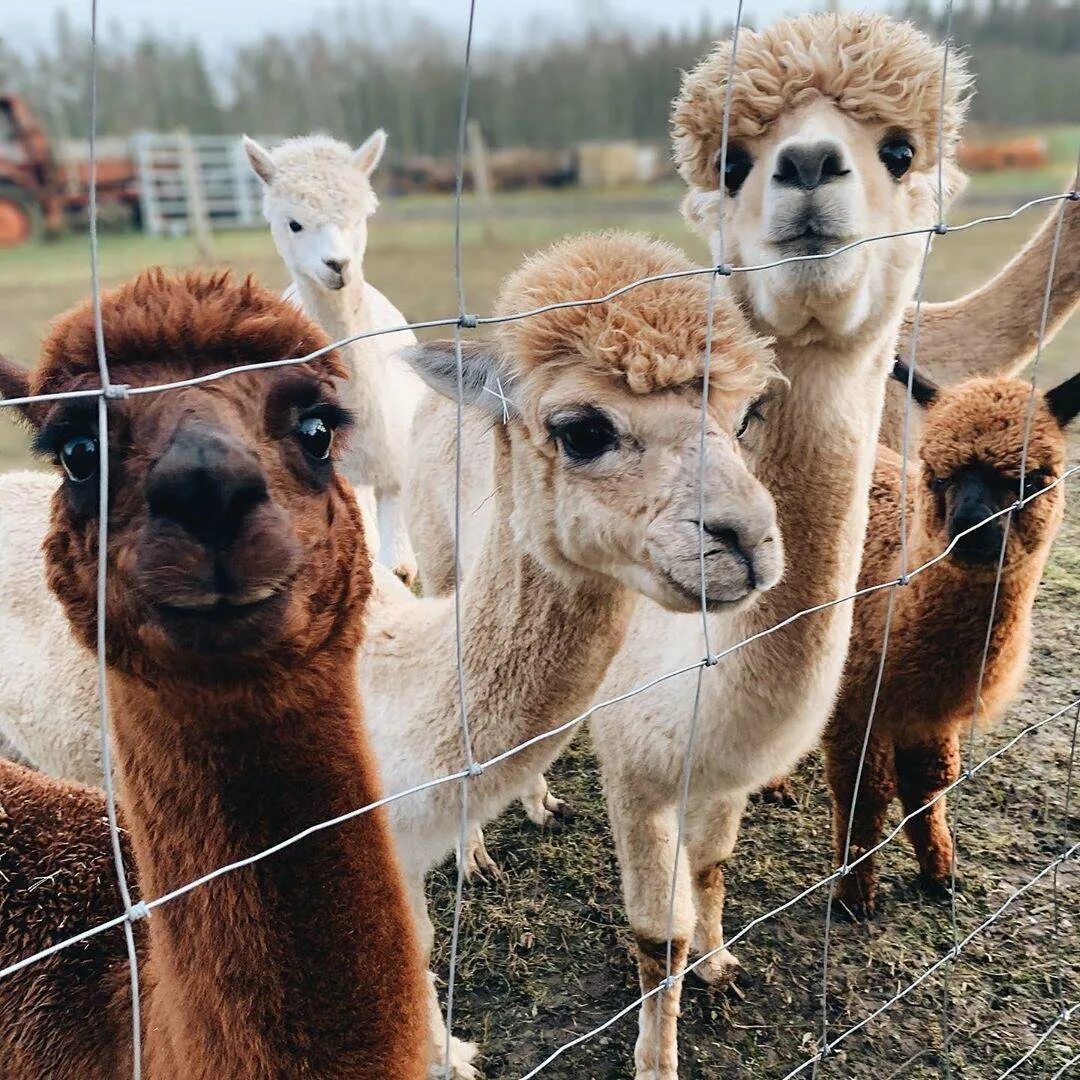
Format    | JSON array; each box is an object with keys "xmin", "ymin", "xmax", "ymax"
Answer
[
  {"xmin": 0, "ymin": 272, "xmax": 426, "ymax": 1078},
  {"xmin": 827, "ymin": 363, "xmax": 1080, "ymax": 918}
]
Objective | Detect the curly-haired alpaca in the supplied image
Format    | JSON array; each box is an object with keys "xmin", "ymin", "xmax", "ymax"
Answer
[
  {"xmin": 0, "ymin": 272, "xmax": 426, "ymax": 1078},
  {"xmin": 826, "ymin": 363, "xmax": 1080, "ymax": 918}
]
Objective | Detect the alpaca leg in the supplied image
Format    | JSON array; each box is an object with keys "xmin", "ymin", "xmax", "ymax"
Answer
[
  {"xmin": 519, "ymin": 771, "xmax": 574, "ymax": 829},
  {"xmin": 408, "ymin": 877, "xmax": 480, "ymax": 1079},
  {"xmin": 895, "ymin": 729, "xmax": 961, "ymax": 892},
  {"xmin": 606, "ymin": 777, "xmax": 693, "ymax": 1080},
  {"xmin": 685, "ymin": 791, "xmax": 747, "ymax": 987},
  {"xmin": 458, "ymin": 824, "xmax": 504, "ymax": 883},
  {"xmin": 377, "ymin": 487, "xmax": 418, "ymax": 587},
  {"xmin": 824, "ymin": 717, "xmax": 896, "ymax": 919},
  {"xmin": 757, "ymin": 774, "xmax": 798, "ymax": 806}
]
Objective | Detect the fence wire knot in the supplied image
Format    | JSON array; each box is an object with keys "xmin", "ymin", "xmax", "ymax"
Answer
[
  {"xmin": 467, "ymin": 761, "xmax": 484, "ymax": 778},
  {"xmin": 1067, "ymin": 189, "xmax": 1080, "ymax": 201},
  {"xmin": 127, "ymin": 901, "xmax": 150, "ymax": 923},
  {"xmin": 457, "ymin": 313, "xmax": 479, "ymax": 329},
  {"xmin": 103, "ymin": 383, "xmax": 130, "ymax": 400},
  {"xmin": 714, "ymin": 263, "xmax": 733, "ymax": 277},
  {"xmin": 933, "ymin": 222, "xmax": 949, "ymax": 235}
]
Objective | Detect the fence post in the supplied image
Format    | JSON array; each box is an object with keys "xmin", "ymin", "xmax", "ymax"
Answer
[
  {"xmin": 466, "ymin": 119, "xmax": 496, "ymax": 244},
  {"xmin": 176, "ymin": 128, "xmax": 215, "ymax": 264}
]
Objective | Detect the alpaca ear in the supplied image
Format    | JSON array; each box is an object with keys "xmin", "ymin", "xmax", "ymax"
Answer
[
  {"xmin": 0, "ymin": 353, "xmax": 38, "ymax": 427},
  {"xmin": 402, "ymin": 339, "xmax": 517, "ymax": 420},
  {"xmin": 243, "ymin": 135, "xmax": 276, "ymax": 185},
  {"xmin": 353, "ymin": 129, "xmax": 387, "ymax": 178},
  {"xmin": 891, "ymin": 357, "xmax": 939, "ymax": 408},
  {"xmin": 1044, "ymin": 371, "xmax": 1080, "ymax": 428}
]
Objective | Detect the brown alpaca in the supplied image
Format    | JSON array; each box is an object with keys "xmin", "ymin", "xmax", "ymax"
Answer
[
  {"xmin": 827, "ymin": 363, "xmax": 1080, "ymax": 918},
  {"xmin": 0, "ymin": 272, "xmax": 427, "ymax": 1077}
]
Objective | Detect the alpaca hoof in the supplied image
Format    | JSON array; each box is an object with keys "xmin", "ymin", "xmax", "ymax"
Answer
[
  {"xmin": 429, "ymin": 1036, "xmax": 481, "ymax": 1080},
  {"xmin": 545, "ymin": 792, "xmax": 575, "ymax": 824},
  {"xmin": 916, "ymin": 871, "xmax": 957, "ymax": 902},
  {"xmin": 461, "ymin": 841, "xmax": 505, "ymax": 884},
  {"xmin": 756, "ymin": 776, "xmax": 798, "ymax": 807},
  {"xmin": 834, "ymin": 881, "xmax": 877, "ymax": 922},
  {"xmin": 394, "ymin": 561, "xmax": 418, "ymax": 590},
  {"xmin": 692, "ymin": 947, "xmax": 742, "ymax": 989}
]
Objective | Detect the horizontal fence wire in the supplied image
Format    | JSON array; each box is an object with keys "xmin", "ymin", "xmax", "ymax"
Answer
[{"xmin": 1, "ymin": 192, "xmax": 1076, "ymax": 416}]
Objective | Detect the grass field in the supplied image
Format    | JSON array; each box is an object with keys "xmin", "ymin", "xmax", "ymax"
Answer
[{"xmin": 0, "ymin": 176, "xmax": 1077, "ymax": 1077}]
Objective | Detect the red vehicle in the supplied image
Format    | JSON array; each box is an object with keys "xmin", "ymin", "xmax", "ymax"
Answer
[{"xmin": 0, "ymin": 93, "xmax": 139, "ymax": 246}]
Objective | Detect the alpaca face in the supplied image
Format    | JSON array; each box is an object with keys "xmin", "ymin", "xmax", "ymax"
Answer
[
  {"xmin": 245, "ymin": 132, "xmax": 386, "ymax": 293},
  {"xmin": 673, "ymin": 13, "xmax": 968, "ymax": 344},
  {"xmin": 24, "ymin": 273, "xmax": 368, "ymax": 678},
  {"xmin": 916, "ymin": 377, "xmax": 1074, "ymax": 573},
  {"xmin": 510, "ymin": 367, "xmax": 784, "ymax": 612},
  {"xmin": 405, "ymin": 352, "xmax": 784, "ymax": 614},
  {"xmin": 704, "ymin": 98, "xmax": 939, "ymax": 340}
]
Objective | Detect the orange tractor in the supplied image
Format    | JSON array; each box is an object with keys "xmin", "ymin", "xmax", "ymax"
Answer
[{"xmin": 0, "ymin": 93, "xmax": 139, "ymax": 247}]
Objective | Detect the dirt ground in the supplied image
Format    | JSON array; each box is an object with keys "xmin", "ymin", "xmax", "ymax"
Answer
[
  {"xmin": 0, "ymin": 183, "xmax": 1076, "ymax": 1076},
  {"xmin": 428, "ymin": 475, "xmax": 1078, "ymax": 1078}
]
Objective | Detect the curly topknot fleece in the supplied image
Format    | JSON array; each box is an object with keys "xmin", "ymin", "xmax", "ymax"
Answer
[
  {"xmin": 32, "ymin": 269, "xmax": 344, "ymax": 400},
  {"xmin": 673, "ymin": 12, "xmax": 972, "ymax": 193},
  {"xmin": 492, "ymin": 231, "xmax": 774, "ymax": 400},
  {"xmin": 261, "ymin": 134, "xmax": 379, "ymax": 223}
]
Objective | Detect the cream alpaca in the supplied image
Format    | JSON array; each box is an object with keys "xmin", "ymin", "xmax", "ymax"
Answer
[
  {"xmin": 408, "ymin": 14, "xmax": 974, "ymax": 1077},
  {"xmin": 245, "ymin": 131, "xmax": 424, "ymax": 584},
  {"xmin": 0, "ymin": 234, "xmax": 784, "ymax": 1078}
]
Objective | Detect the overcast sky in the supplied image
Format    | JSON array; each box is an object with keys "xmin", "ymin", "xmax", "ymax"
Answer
[{"xmin": 7, "ymin": 0, "xmax": 898, "ymax": 54}]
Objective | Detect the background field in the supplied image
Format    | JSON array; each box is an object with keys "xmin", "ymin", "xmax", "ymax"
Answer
[{"xmin": 0, "ymin": 172, "xmax": 1077, "ymax": 1076}]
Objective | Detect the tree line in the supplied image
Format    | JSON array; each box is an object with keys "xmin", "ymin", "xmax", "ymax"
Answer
[{"xmin": 1, "ymin": 0, "xmax": 1077, "ymax": 156}]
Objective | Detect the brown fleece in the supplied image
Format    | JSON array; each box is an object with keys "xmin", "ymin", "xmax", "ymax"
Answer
[
  {"xmin": 825, "ymin": 375, "xmax": 1071, "ymax": 917},
  {"xmin": 0, "ymin": 272, "xmax": 426, "ymax": 1078}
]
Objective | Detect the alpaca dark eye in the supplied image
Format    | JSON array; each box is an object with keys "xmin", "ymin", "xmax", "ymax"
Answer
[
  {"xmin": 288, "ymin": 219, "xmax": 303, "ymax": 233},
  {"xmin": 879, "ymin": 138, "xmax": 914, "ymax": 179},
  {"xmin": 295, "ymin": 415, "xmax": 333, "ymax": 460},
  {"xmin": 1021, "ymin": 469, "xmax": 1051, "ymax": 497},
  {"xmin": 719, "ymin": 145, "xmax": 753, "ymax": 195},
  {"xmin": 60, "ymin": 435, "xmax": 99, "ymax": 483},
  {"xmin": 930, "ymin": 474, "xmax": 950, "ymax": 493},
  {"xmin": 550, "ymin": 410, "xmax": 618, "ymax": 462},
  {"xmin": 735, "ymin": 399, "xmax": 765, "ymax": 441}
]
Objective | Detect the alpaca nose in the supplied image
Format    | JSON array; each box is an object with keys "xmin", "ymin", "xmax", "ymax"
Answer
[
  {"xmin": 702, "ymin": 521, "xmax": 758, "ymax": 589},
  {"xmin": 324, "ymin": 257, "xmax": 349, "ymax": 276},
  {"xmin": 773, "ymin": 141, "xmax": 849, "ymax": 191},
  {"xmin": 147, "ymin": 424, "xmax": 269, "ymax": 544}
]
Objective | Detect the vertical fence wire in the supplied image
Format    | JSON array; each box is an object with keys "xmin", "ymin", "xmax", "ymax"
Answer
[
  {"xmin": 443, "ymin": 0, "xmax": 481, "ymax": 1074},
  {"xmin": 658, "ymin": 2, "xmax": 744, "ymax": 1069},
  {"xmin": 88, "ymin": 2, "xmax": 143, "ymax": 1075}
]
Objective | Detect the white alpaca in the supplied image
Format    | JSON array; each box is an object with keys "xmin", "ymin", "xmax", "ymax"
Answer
[
  {"xmin": 244, "ymin": 131, "xmax": 423, "ymax": 584},
  {"xmin": 0, "ymin": 233, "xmax": 784, "ymax": 1078}
]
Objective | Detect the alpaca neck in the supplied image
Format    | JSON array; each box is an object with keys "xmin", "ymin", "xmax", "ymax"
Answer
[
  {"xmin": 896, "ymin": 501, "xmax": 1047, "ymax": 709},
  {"xmin": 735, "ymin": 329, "xmax": 895, "ymax": 637},
  {"xmin": 456, "ymin": 433, "xmax": 637, "ymax": 768},
  {"xmin": 109, "ymin": 650, "xmax": 422, "ymax": 1077},
  {"xmin": 294, "ymin": 271, "xmax": 368, "ymax": 344}
]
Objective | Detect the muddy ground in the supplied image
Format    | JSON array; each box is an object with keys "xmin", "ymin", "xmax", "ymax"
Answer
[{"xmin": 429, "ymin": 441, "xmax": 1079, "ymax": 1079}]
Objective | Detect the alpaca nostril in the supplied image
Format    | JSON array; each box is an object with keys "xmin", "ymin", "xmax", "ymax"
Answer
[
  {"xmin": 324, "ymin": 258, "xmax": 349, "ymax": 275},
  {"xmin": 701, "ymin": 522, "xmax": 756, "ymax": 587},
  {"xmin": 774, "ymin": 141, "xmax": 849, "ymax": 191},
  {"xmin": 148, "ymin": 427, "xmax": 269, "ymax": 544}
]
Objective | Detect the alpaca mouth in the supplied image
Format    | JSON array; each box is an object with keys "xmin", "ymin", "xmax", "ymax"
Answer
[
  {"xmin": 772, "ymin": 224, "xmax": 846, "ymax": 257},
  {"xmin": 150, "ymin": 586, "xmax": 292, "ymax": 651},
  {"xmin": 657, "ymin": 567, "xmax": 758, "ymax": 613}
]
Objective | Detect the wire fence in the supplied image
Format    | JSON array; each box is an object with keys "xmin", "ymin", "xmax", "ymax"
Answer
[{"xmin": 0, "ymin": 0, "xmax": 1076, "ymax": 1077}]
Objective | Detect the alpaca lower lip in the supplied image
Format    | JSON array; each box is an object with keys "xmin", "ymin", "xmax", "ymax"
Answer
[
  {"xmin": 151, "ymin": 589, "xmax": 289, "ymax": 635},
  {"xmin": 658, "ymin": 568, "xmax": 755, "ymax": 611}
]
